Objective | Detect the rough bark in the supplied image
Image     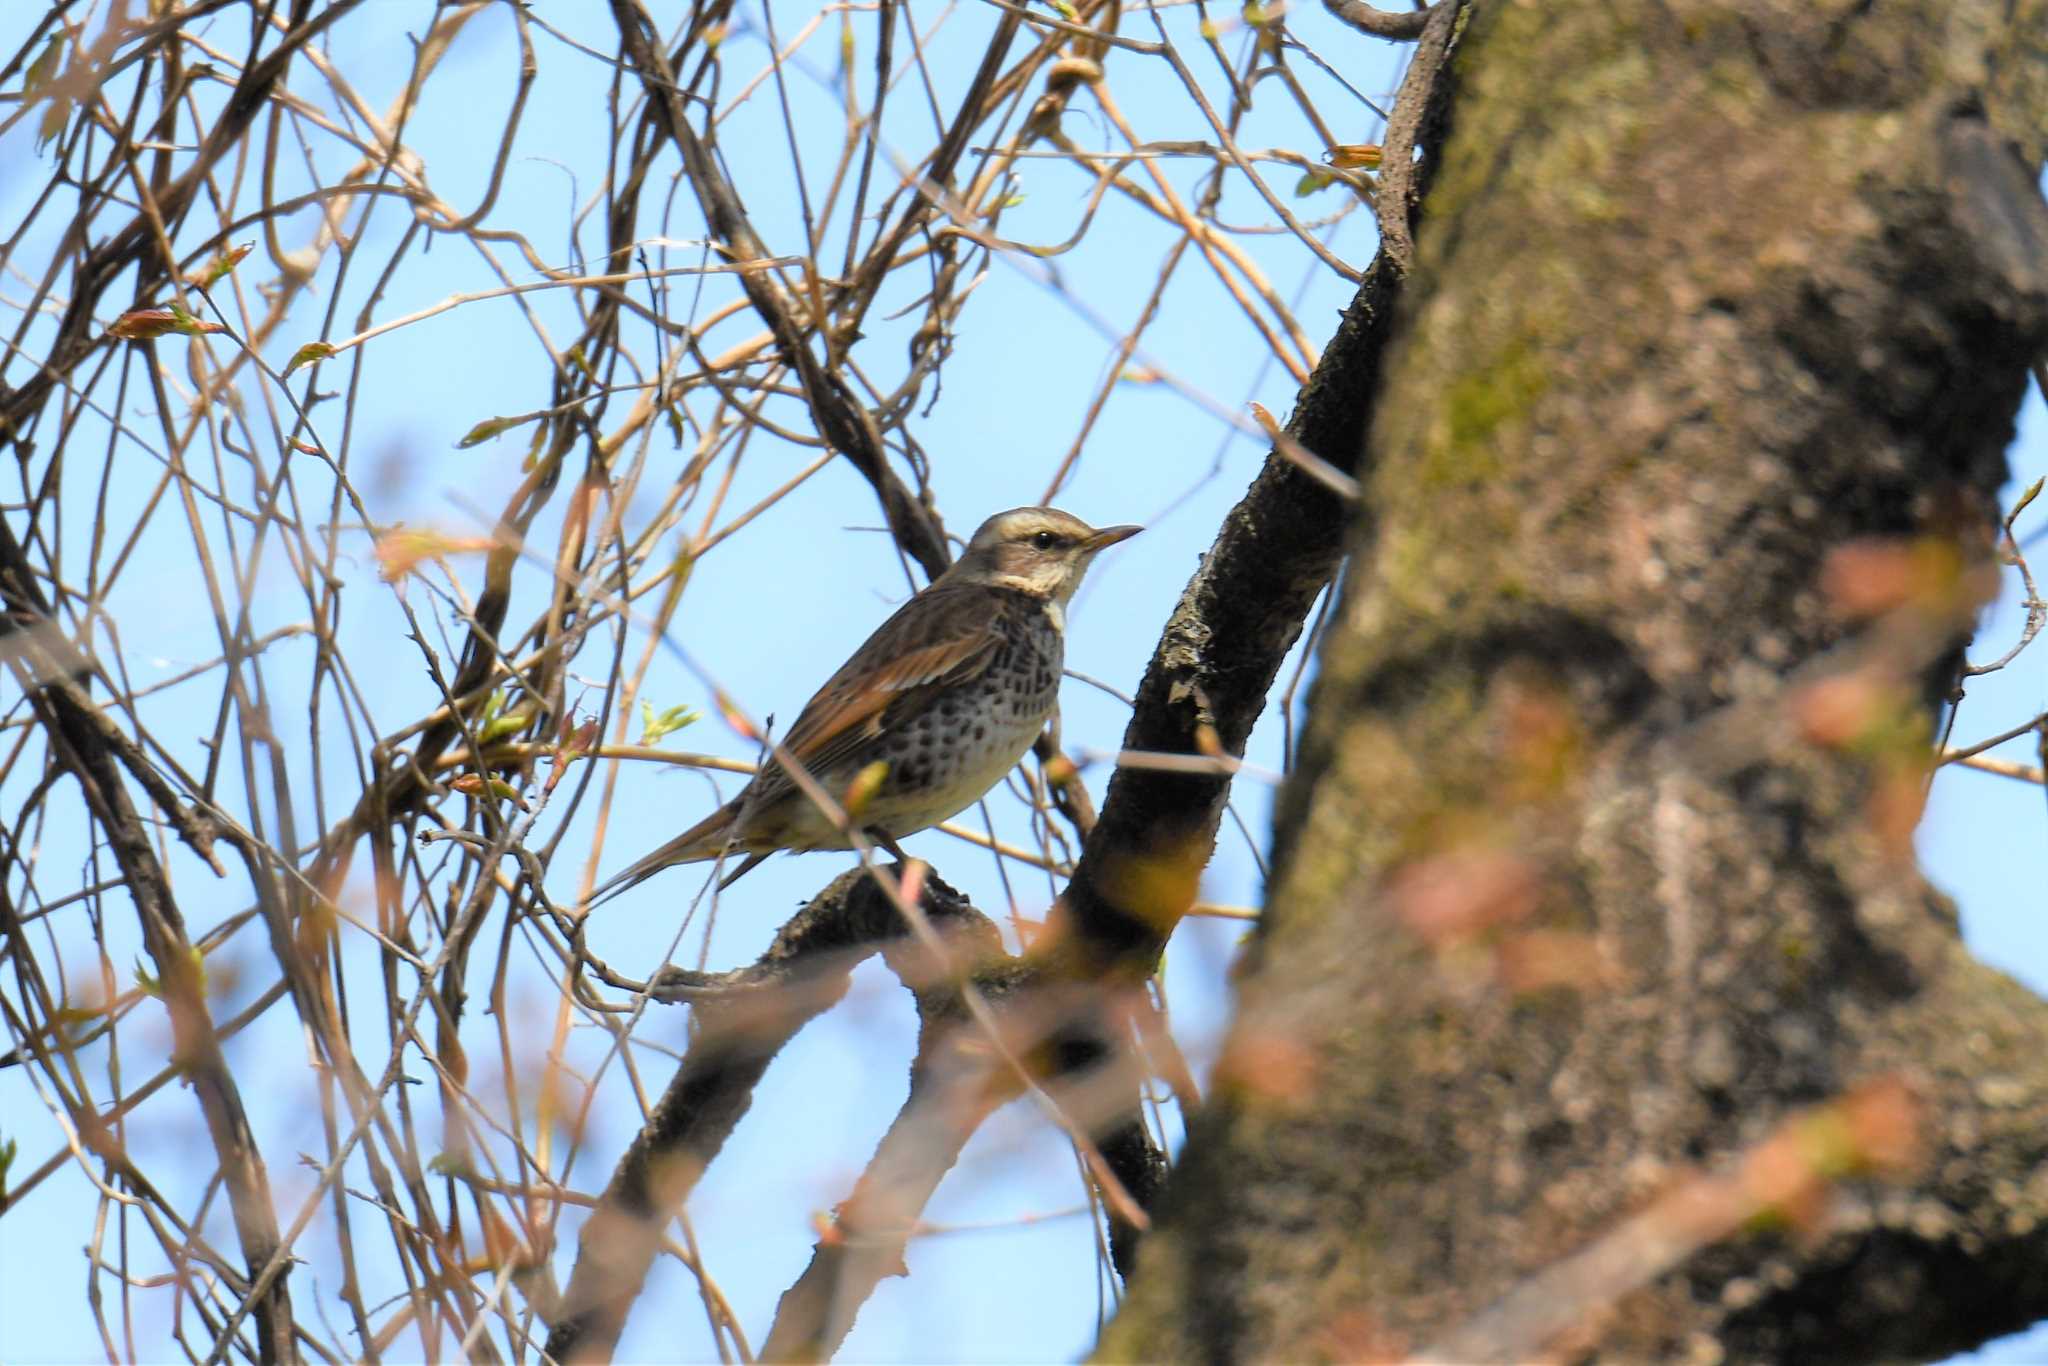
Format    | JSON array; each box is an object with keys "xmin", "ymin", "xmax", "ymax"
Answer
[{"xmin": 1102, "ymin": 1, "xmax": 2048, "ymax": 1361}]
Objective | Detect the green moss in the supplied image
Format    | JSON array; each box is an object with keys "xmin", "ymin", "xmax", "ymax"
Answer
[
  {"xmin": 1366, "ymin": 320, "xmax": 1550, "ymax": 618},
  {"xmin": 1441, "ymin": 332, "xmax": 1548, "ymax": 469},
  {"xmin": 1422, "ymin": 2, "xmax": 1653, "ymax": 240}
]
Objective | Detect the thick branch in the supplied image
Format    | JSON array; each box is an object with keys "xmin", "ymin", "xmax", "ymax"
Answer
[
  {"xmin": 758, "ymin": 948, "xmax": 1027, "ymax": 1362},
  {"xmin": 1373, "ymin": 0, "xmax": 1463, "ymax": 271},
  {"xmin": 1043, "ymin": 4, "xmax": 1470, "ymax": 977},
  {"xmin": 544, "ymin": 866, "xmax": 994, "ymax": 1362},
  {"xmin": 758, "ymin": 953, "xmax": 1161, "ymax": 1361},
  {"xmin": 1323, "ymin": 0, "xmax": 1433, "ymax": 41}
]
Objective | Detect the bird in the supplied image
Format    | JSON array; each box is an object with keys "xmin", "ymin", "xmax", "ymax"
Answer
[{"xmin": 587, "ymin": 507, "xmax": 1141, "ymax": 905}]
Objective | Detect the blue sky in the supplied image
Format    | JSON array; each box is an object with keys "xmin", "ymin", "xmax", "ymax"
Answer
[{"xmin": 2, "ymin": 3, "xmax": 2044, "ymax": 1362}]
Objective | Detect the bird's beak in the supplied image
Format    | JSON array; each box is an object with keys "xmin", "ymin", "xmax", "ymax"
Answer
[{"xmin": 1084, "ymin": 524, "xmax": 1142, "ymax": 551}]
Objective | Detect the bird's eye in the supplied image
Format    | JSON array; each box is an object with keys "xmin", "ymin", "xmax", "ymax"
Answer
[{"xmin": 1031, "ymin": 530, "xmax": 1061, "ymax": 551}]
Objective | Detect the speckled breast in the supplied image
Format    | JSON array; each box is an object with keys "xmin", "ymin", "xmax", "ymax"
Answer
[{"xmin": 867, "ymin": 597, "xmax": 1065, "ymax": 834}]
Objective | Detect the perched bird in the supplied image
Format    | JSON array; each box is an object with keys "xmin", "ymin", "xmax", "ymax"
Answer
[{"xmin": 588, "ymin": 507, "xmax": 1140, "ymax": 904}]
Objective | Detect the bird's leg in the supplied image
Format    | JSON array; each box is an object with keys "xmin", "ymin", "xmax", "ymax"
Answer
[
  {"xmin": 860, "ymin": 829, "xmax": 927, "ymax": 924},
  {"xmin": 865, "ymin": 827, "xmax": 912, "ymax": 866},
  {"xmin": 1034, "ymin": 710, "xmax": 1095, "ymax": 838}
]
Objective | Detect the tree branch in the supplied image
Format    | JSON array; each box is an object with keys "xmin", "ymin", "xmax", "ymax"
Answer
[
  {"xmin": 1373, "ymin": 0, "xmax": 1463, "ymax": 271},
  {"xmin": 2, "ymin": 559, "xmax": 301, "ymax": 1362},
  {"xmin": 543, "ymin": 865, "xmax": 997, "ymax": 1361},
  {"xmin": 609, "ymin": 0, "xmax": 952, "ymax": 580},
  {"xmin": 1322, "ymin": 0, "xmax": 1434, "ymax": 42},
  {"xmin": 1043, "ymin": 0, "xmax": 1468, "ymax": 975},
  {"xmin": 758, "ymin": 938, "xmax": 1025, "ymax": 1362}
]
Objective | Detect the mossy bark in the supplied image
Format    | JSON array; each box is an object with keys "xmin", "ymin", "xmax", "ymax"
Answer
[{"xmin": 1101, "ymin": 0, "xmax": 2048, "ymax": 1360}]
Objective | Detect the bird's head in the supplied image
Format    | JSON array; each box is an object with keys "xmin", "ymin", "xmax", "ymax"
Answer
[{"xmin": 949, "ymin": 507, "xmax": 1141, "ymax": 605}]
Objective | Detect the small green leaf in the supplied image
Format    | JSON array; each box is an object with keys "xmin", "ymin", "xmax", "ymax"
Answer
[
  {"xmin": 188, "ymin": 242, "xmax": 254, "ymax": 290},
  {"xmin": 36, "ymin": 95, "xmax": 71, "ymax": 153},
  {"xmin": 0, "ymin": 1132, "xmax": 17, "ymax": 1204},
  {"xmin": 52, "ymin": 1004, "xmax": 99, "ymax": 1039},
  {"xmin": 2009, "ymin": 475, "xmax": 2045, "ymax": 526},
  {"xmin": 456, "ymin": 415, "xmax": 524, "ymax": 449},
  {"xmin": 166, "ymin": 302, "xmax": 220, "ymax": 335},
  {"xmin": 449, "ymin": 773, "xmax": 528, "ymax": 807},
  {"xmin": 427, "ymin": 1150, "xmax": 475, "ymax": 1178},
  {"xmin": 478, "ymin": 701, "xmax": 531, "ymax": 744},
  {"xmin": 1293, "ymin": 169, "xmax": 1335, "ymax": 198},
  {"xmin": 23, "ymin": 34, "xmax": 62, "ymax": 96},
  {"xmin": 28, "ymin": 34, "xmax": 71, "ymax": 153},
  {"xmin": 133, "ymin": 957, "xmax": 161, "ymax": 997},
  {"xmin": 283, "ymin": 341, "xmax": 336, "ymax": 377},
  {"xmin": 638, "ymin": 701, "xmax": 700, "ymax": 746},
  {"xmin": 474, "ymin": 689, "xmax": 510, "ymax": 736}
]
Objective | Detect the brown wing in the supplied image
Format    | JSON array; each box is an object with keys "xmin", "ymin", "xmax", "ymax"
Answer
[
  {"xmin": 586, "ymin": 584, "xmax": 1007, "ymax": 907},
  {"xmin": 756, "ymin": 582, "xmax": 1005, "ymax": 802}
]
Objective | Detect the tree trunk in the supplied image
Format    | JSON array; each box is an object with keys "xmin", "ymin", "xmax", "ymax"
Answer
[{"xmin": 1102, "ymin": 1, "xmax": 2048, "ymax": 1359}]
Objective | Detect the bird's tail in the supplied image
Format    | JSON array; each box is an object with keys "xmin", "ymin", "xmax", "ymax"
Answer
[{"xmin": 586, "ymin": 800, "xmax": 744, "ymax": 908}]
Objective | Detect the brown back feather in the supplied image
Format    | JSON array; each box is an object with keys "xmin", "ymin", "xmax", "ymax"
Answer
[{"xmin": 754, "ymin": 582, "xmax": 1009, "ymax": 807}]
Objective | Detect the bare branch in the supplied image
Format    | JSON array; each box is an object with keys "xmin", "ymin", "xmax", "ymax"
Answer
[
  {"xmin": 1323, "ymin": 0, "xmax": 1435, "ymax": 42},
  {"xmin": 545, "ymin": 866, "xmax": 1000, "ymax": 1360}
]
